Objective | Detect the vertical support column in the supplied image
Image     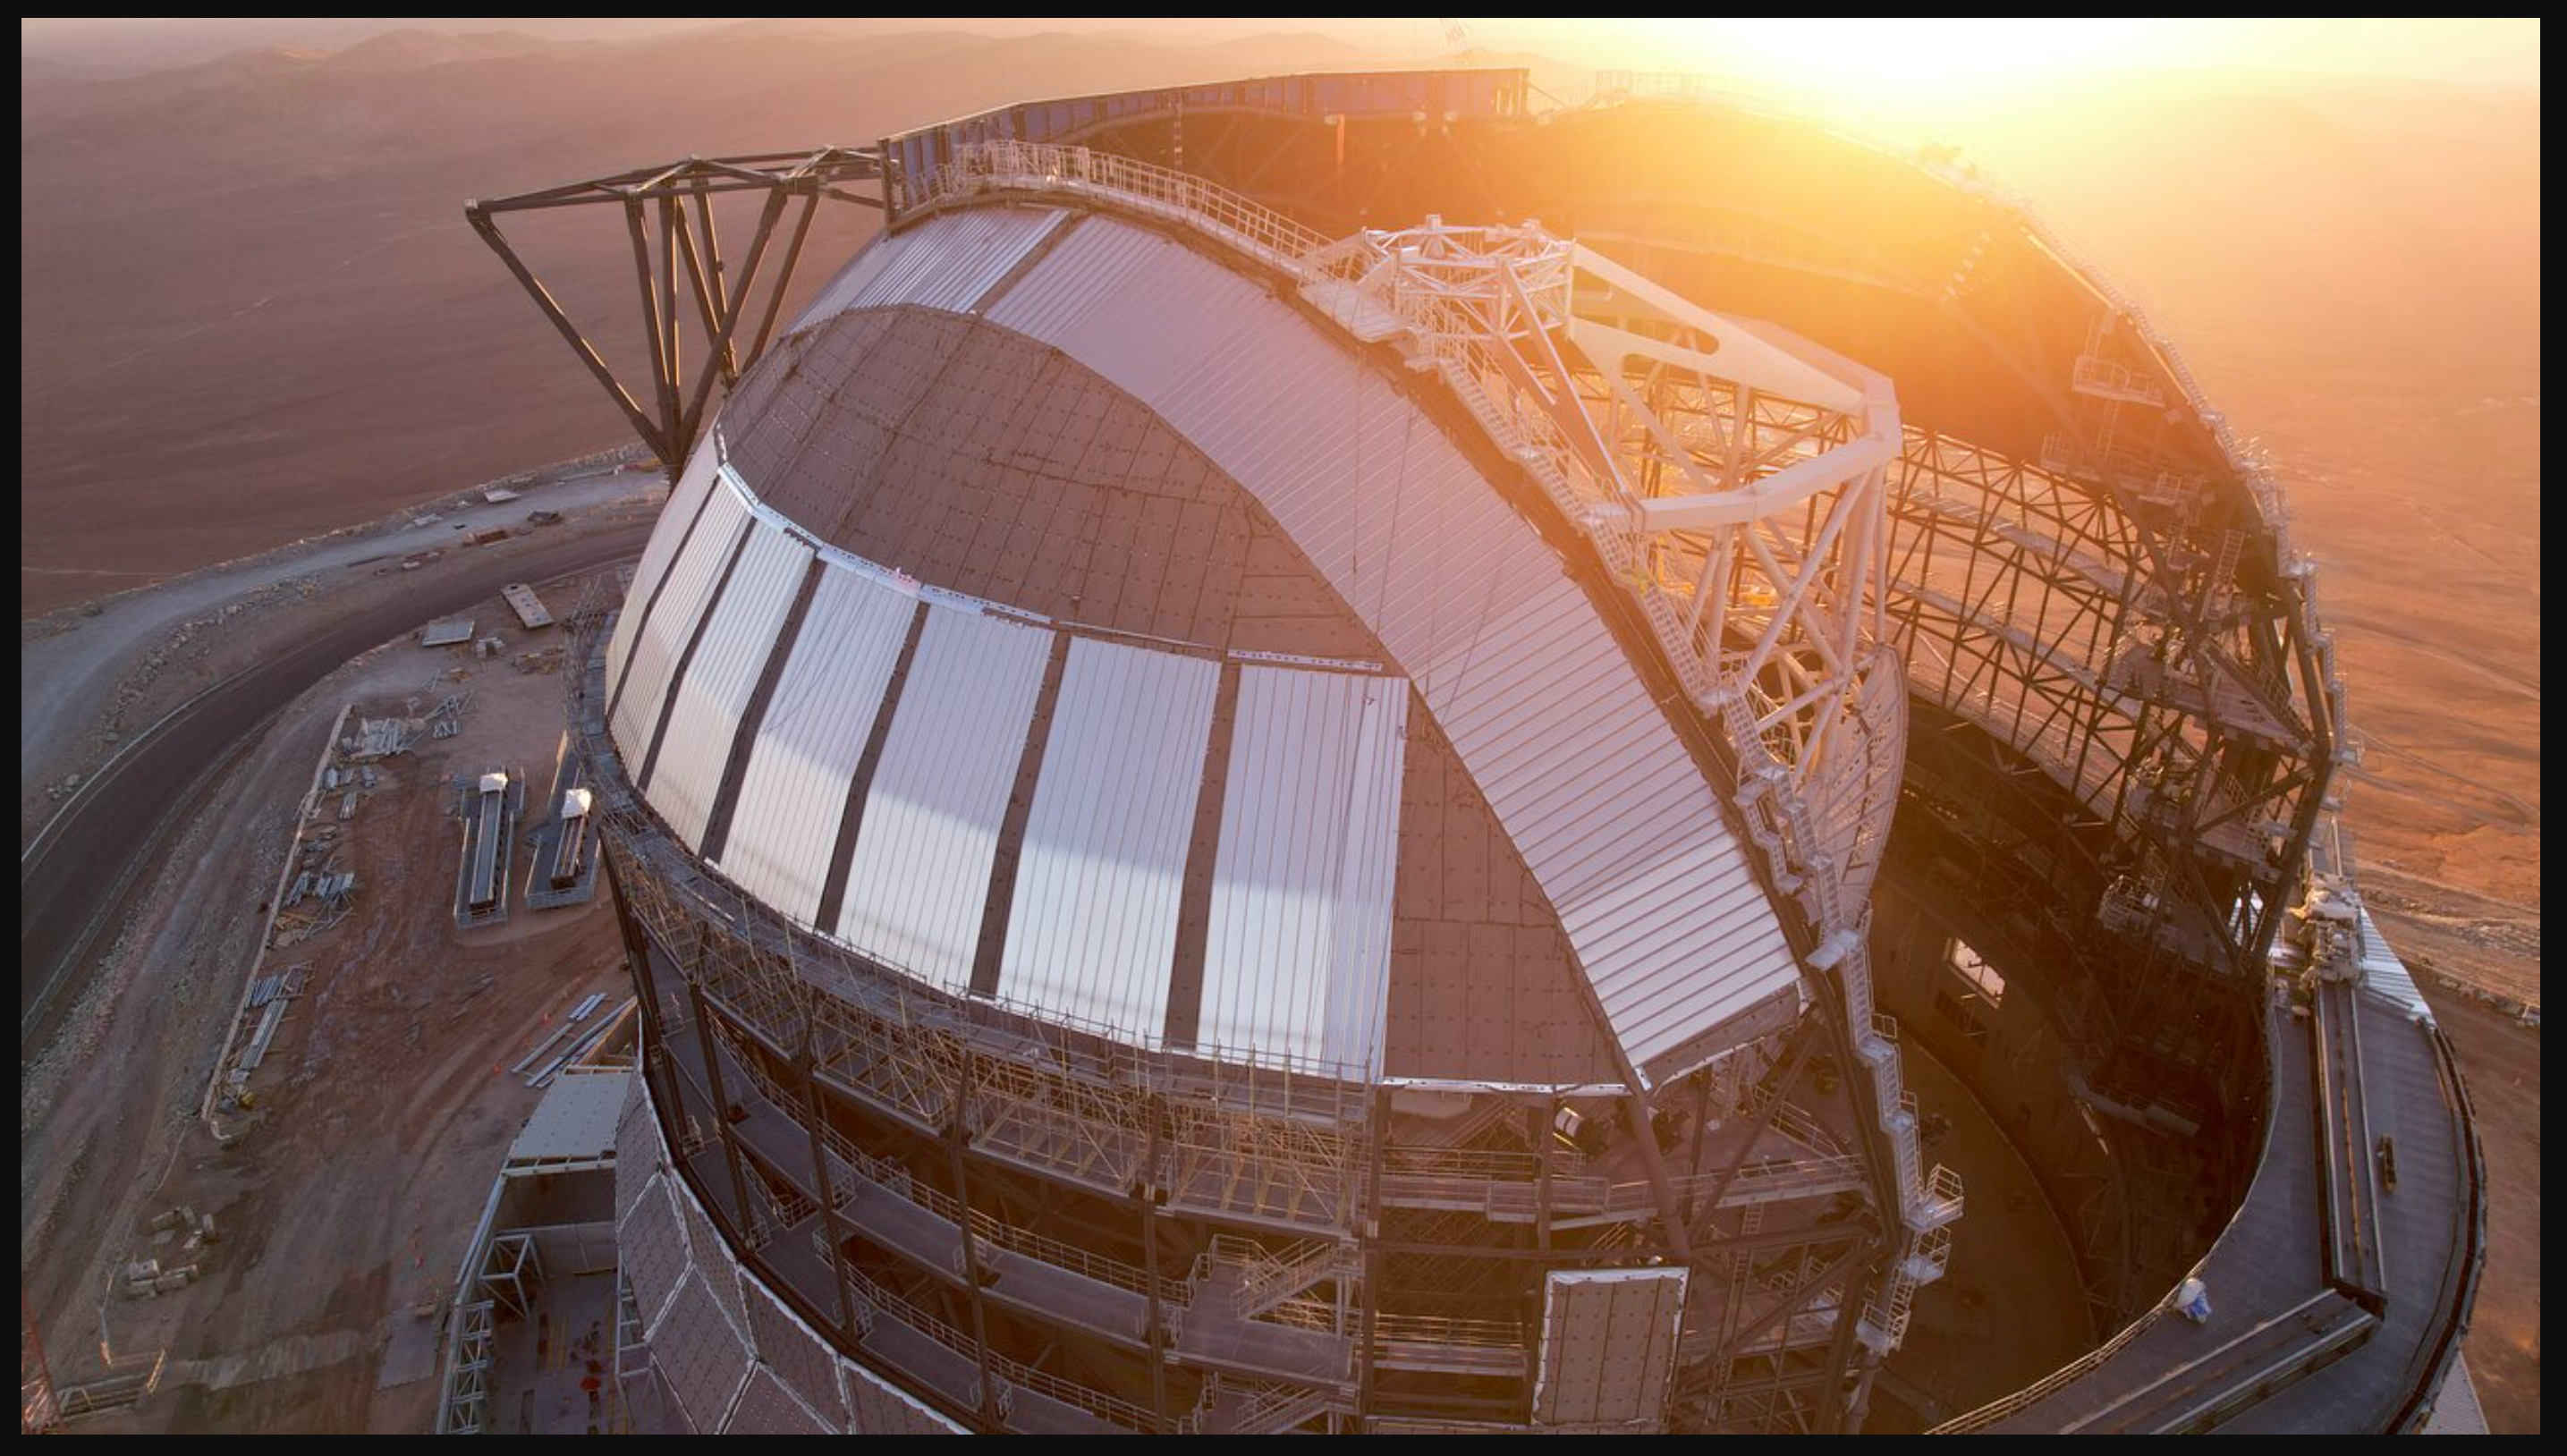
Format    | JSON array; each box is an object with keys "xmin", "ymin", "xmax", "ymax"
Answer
[
  {"xmin": 1352, "ymin": 1084, "xmax": 1388, "ymax": 1426},
  {"xmin": 1138, "ymin": 1094, "xmax": 1171, "ymax": 1428},
  {"xmin": 944, "ymin": 1045, "xmax": 1004, "ymax": 1428},
  {"xmin": 1528, "ymin": 1095, "xmax": 1556, "ymax": 1402},
  {"xmin": 607, "ymin": 850, "xmax": 687, "ymax": 1147},
  {"xmin": 1819, "ymin": 1248, "xmax": 1884, "ymax": 1435},
  {"xmin": 795, "ymin": 1044, "xmax": 857, "ymax": 1340},
  {"xmin": 685, "ymin": 936, "xmax": 760, "ymax": 1257},
  {"xmin": 879, "ymin": 135, "xmax": 900, "ymax": 228},
  {"xmin": 657, "ymin": 195, "xmax": 682, "ymax": 422}
]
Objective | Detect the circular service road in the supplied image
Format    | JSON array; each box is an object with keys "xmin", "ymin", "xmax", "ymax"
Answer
[{"xmin": 19, "ymin": 524, "xmax": 650, "ymax": 1044}]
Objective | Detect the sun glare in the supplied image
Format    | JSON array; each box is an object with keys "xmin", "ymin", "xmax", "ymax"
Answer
[{"xmin": 1572, "ymin": 17, "xmax": 2202, "ymax": 122}]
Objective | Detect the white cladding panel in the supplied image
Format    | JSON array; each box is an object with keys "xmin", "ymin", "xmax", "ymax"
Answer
[
  {"xmin": 724, "ymin": 1367, "xmax": 830, "ymax": 1435},
  {"xmin": 834, "ymin": 206, "xmax": 1067, "ymax": 319},
  {"xmin": 611, "ymin": 479, "xmax": 750, "ymax": 763},
  {"xmin": 834, "ymin": 605, "xmax": 1051, "ymax": 993},
  {"xmin": 786, "ymin": 239, "xmax": 901, "ymax": 338},
  {"xmin": 2355, "ymin": 905, "xmax": 2427, "ymax": 1013},
  {"xmin": 1201, "ymin": 668, "xmax": 1408, "ymax": 1076},
  {"xmin": 608, "ymin": 436, "xmax": 728, "ymax": 695},
  {"xmin": 644, "ymin": 520, "xmax": 809, "ymax": 851},
  {"xmin": 998, "ymin": 639, "xmax": 1217, "ymax": 1040},
  {"xmin": 987, "ymin": 217, "xmax": 1797, "ymax": 1079},
  {"xmin": 841, "ymin": 1357, "xmax": 971, "ymax": 1435},
  {"xmin": 716, "ymin": 564, "xmax": 919, "ymax": 925},
  {"xmin": 657, "ymin": 1271, "xmax": 752, "ymax": 1432},
  {"xmin": 620, "ymin": 1171, "xmax": 689, "ymax": 1335}
]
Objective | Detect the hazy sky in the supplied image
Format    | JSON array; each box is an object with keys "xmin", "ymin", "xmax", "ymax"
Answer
[{"xmin": 21, "ymin": 17, "xmax": 2545, "ymax": 95}]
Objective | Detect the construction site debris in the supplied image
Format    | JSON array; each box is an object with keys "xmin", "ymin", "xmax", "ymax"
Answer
[
  {"xmin": 502, "ymin": 582, "xmax": 555, "ymax": 630},
  {"xmin": 528, "ymin": 997, "xmax": 635, "ymax": 1088},
  {"xmin": 347, "ymin": 715, "xmax": 425, "ymax": 758},
  {"xmin": 512, "ymin": 645, "xmax": 568, "ymax": 675}
]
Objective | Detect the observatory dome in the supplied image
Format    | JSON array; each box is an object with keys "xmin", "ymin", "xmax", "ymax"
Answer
[{"xmin": 603, "ymin": 202, "xmax": 1827, "ymax": 1090}]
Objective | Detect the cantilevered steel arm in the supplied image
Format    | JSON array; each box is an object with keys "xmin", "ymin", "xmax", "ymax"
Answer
[{"xmin": 466, "ymin": 147, "xmax": 885, "ymax": 475}]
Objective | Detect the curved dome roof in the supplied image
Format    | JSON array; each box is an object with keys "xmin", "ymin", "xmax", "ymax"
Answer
[{"xmin": 604, "ymin": 201, "xmax": 1804, "ymax": 1088}]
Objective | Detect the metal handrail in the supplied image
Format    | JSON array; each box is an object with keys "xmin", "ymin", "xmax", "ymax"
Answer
[{"xmin": 914, "ymin": 140, "xmax": 1329, "ymax": 275}]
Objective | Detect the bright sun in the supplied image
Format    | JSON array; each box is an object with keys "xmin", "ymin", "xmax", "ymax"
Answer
[{"xmin": 1592, "ymin": 18, "xmax": 2199, "ymax": 115}]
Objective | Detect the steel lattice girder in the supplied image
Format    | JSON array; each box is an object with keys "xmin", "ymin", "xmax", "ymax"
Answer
[{"xmin": 467, "ymin": 148, "xmax": 885, "ymax": 472}]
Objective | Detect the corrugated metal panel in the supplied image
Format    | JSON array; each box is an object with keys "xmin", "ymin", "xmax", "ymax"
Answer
[
  {"xmin": 1200, "ymin": 667, "xmax": 1408, "ymax": 1076},
  {"xmin": 720, "ymin": 301, "xmax": 1385, "ymax": 662},
  {"xmin": 1535, "ymin": 1267, "xmax": 1689, "ymax": 1427},
  {"xmin": 988, "ymin": 217, "xmax": 1798, "ymax": 1079},
  {"xmin": 645, "ymin": 519, "xmax": 810, "ymax": 851},
  {"xmin": 2356, "ymin": 906, "xmax": 2428, "ymax": 1013},
  {"xmin": 715, "ymin": 563, "xmax": 919, "ymax": 925},
  {"xmin": 841, "ymin": 206, "xmax": 1067, "ymax": 317},
  {"xmin": 835, "ymin": 605, "xmax": 1051, "ymax": 994},
  {"xmin": 998, "ymin": 638, "xmax": 1218, "ymax": 1041},
  {"xmin": 611, "ymin": 478, "xmax": 750, "ymax": 764},
  {"xmin": 607, "ymin": 435, "xmax": 727, "ymax": 694},
  {"xmin": 785, "ymin": 239, "xmax": 902, "ymax": 338}
]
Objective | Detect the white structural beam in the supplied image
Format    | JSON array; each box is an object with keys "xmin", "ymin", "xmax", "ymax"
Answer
[
  {"xmin": 1569, "ymin": 243, "xmax": 1865, "ymax": 416},
  {"xmin": 1634, "ymin": 436, "xmax": 1895, "ymax": 531}
]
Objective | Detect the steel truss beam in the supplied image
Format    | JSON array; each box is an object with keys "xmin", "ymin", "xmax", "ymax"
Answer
[
  {"xmin": 1882, "ymin": 427, "xmax": 2329, "ymax": 1093},
  {"xmin": 467, "ymin": 148, "xmax": 884, "ymax": 474}
]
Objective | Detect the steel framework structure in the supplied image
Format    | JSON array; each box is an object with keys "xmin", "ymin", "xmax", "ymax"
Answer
[
  {"xmin": 934, "ymin": 88, "xmax": 2357, "ymax": 1329},
  {"xmin": 466, "ymin": 148, "xmax": 885, "ymax": 474},
  {"xmin": 894, "ymin": 136, "xmax": 1948, "ymax": 1431},
  {"xmin": 477, "ymin": 69, "xmax": 2477, "ymax": 1437}
]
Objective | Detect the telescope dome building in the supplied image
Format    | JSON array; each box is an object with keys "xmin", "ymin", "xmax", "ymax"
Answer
[{"xmin": 493, "ymin": 70, "xmax": 2481, "ymax": 1435}]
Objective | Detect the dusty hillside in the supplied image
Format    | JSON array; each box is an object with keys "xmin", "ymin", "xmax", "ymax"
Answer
[{"xmin": 17, "ymin": 26, "xmax": 1390, "ymax": 615}]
